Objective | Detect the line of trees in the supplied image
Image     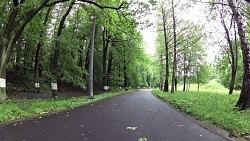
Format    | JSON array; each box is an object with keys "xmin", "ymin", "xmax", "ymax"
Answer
[
  {"xmin": 0, "ymin": 0, "xmax": 156, "ymax": 100},
  {"xmin": 155, "ymin": 0, "xmax": 210, "ymax": 94},
  {"xmin": 155, "ymin": 0, "xmax": 250, "ymax": 110}
]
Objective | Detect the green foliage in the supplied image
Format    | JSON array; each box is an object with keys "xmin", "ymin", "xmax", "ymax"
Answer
[
  {"xmin": 152, "ymin": 89, "xmax": 250, "ymax": 134},
  {"xmin": 0, "ymin": 90, "xmax": 134, "ymax": 123},
  {"xmin": 201, "ymin": 80, "xmax": 227, "ymax": 90},
  {"xmin": 196, "ymin": 63, "xmax": 211, "ymax": 85},
  {"xmin": 215, "ymin": 41, "xmax": 243, "ymax": 90}
]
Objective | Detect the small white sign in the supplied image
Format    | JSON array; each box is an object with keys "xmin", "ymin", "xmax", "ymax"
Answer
[
  {"xmin": 35, "ymin": 83, "xmax": 40, "ymax": 88},
  {"xmin": 0, "ymin": 78, "xmax": 6, "ymax": 88},
  {"xmin": 51, "ymin": 83, "xmax": 58, "ymax": 90},
  {"xmin": 104, "ymin": 86, "xmax": 109, "ymax": 90}
]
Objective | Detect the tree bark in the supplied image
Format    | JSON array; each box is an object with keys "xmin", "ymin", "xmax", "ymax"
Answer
[
  {"xmin": 228, "ymin": 0, "xmax": 250, "ymax": 110},
  {"xmin": 159, "ymin": 54, "xmax": 163, "ymax": 91},
  {"xmin": 219, "ymin": 7, "xmax": 237, "ymax": 95},
  {"xmin": 161, "ymin": 6, "xmax": 169, "ymax": 92},
  {"xmin": 183, "ymin": 54, "xmax": 187, "ymax": 91},
  {"xmin": 171, "ymin": 0, "xmax": 177, "ymax": 94},
  {"xmin": 102, "ymin": 29, "xmax": 110, "ymax": 91},
  {"xmin": 34, "ymin": 7, "xmax": 51, "ymax": 91},
  {"xmin": 107, "ymin": 51, "xmax": 113, "ymax": 86},
  {"xmin": 88, "ymin": 14, "xmax": 97, "ymax": 98},
  {"xmin": 124, "ymin": 52, "xmax": 128, "ymax": 91}
]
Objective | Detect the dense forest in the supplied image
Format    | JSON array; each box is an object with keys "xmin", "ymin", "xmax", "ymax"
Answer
[
  {"xmin": 0, "ymin": 0, "xmax": 250, "ymax": 111},
  {"xmin": 0, "ymin": 0, "xmax": 157, "ymax": 100}
]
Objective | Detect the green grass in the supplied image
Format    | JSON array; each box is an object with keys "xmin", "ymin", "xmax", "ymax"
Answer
[
  {"xmin": 0, "ymin": 90, "xmax": 134, "ymax": 124},
  {"xmin": 152, "ymin": 89, "xmax": 250, "ymax": 135}
]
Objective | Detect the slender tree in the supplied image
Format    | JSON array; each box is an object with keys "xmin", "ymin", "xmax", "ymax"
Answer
[
  {"xmin": 171, "ymin": 0, "xmax": 177, "ymax": 93},
  {"xmin": 228, "ymin": 0, "xmax": 250, "ymax": 110}
]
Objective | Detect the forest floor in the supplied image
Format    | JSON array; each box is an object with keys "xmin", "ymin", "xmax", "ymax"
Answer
[{"xmin": 0, "ymin": 90, "xmax": 230, "ymax": 141}]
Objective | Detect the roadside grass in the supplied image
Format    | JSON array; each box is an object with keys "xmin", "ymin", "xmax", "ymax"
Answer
[
  {"xmin": 0, "ymin": 90, "xmax": 134, "ymax": 124},
  {"xmin": 152, "ymin": 88, "xmax": 250, "ymax": 135}
]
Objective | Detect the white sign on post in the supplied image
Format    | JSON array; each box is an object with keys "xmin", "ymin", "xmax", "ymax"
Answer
[
  {"xmin": 51, "ymin": 83, "xmax": 58, "ymax": 90},
  {"xmin": 0, "ymin": 78, "xmax": 6, "ymax": 88},
  {"xmin": 104, "ymin": 86, "xmax": 109, "ymax": 90},
  {"xmin": 35, "ymin": 83, "xmax": 40, "ymax": 88}
]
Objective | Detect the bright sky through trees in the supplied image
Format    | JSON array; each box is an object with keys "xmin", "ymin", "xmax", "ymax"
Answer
[{"xmin": 141, "ymin": 0, "xmax": 223, "ymax": 63}]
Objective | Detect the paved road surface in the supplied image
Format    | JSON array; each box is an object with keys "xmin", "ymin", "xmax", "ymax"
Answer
[{"xmin": 0, "ymin": 90, "xmax": 228, "ymax": 141}]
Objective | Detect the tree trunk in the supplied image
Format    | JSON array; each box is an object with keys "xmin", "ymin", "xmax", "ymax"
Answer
[
  {"xmin": 88, "ymin": 14, "xmax": 97, "ymax": 98},
  {"xmin": 183, "ymin": 54, "xmax": 187, "ymax": 91},
  {"xmin": 230, "ymin": 21, "xmax": 239, "ymax": 94},
  {"xmin": 175, "ymin": 77, "xmax": 177, "ymax": 91},
  {"xmin": 228, "ymin": 0, "xmax": 250, "ymax": 110},
  {"xmin": 229, "ymin": 68, "xmax": 237, "ymax": 94},
  {"xmin": 102, "ymin": 29, "xmax": 110, "ymax": 91},
  {"xmin": 107, "ymin": 51, "xmax": 113, "ymax": 86},
  {"xmin": 162, "ymin": 6, "xmax": 169, "ymax": 92},
  {"xmin": 78, "ymin": 45, "xmax": 84, "ymax": 67},
  {"xmin": 0, "ymin": 64, "xmax": 7, "ymax": 101},
  {"xmin": 171, "ymin": 0, "xmax": 177, "ymax": 94},
  {"xmin": 219, "ymin": 7, "xmax": 237, "ymax": 95},
  {"xmin": 124, "ymin": 52, "xmax": 128, "ymax": 91},
  {"xmin": 159, "ymin": 54, "xmax": 163, "ymax": 91},
  {"xmin": 34, "ymin": 8, "xmax": 51, "ymax": 91},
  {"xmin": 85, "ymin": 41, "xmax": 91, "ymax": 71}
]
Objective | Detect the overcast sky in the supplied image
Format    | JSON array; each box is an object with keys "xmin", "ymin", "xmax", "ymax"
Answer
[{"xmin": 140, "ymin": 1, "xmax": 224, "ymax": 63}]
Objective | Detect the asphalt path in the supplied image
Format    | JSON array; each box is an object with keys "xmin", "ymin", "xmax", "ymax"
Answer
[{"xmin": 0, "ymin": 90, "xmax": 228, "ymax": 141}]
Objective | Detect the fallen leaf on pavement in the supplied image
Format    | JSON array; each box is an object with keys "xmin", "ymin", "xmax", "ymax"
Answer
[
  {"xmin": 177, "ymin": 125, "xmax": 184, "ymax": 128},
  {"xmin": 138, "ymin": 137, "xmax": 148, "ymax": 141},
  {"xmin": 127, "ymin": 127, "xmax": 138, "ymax": 130}
]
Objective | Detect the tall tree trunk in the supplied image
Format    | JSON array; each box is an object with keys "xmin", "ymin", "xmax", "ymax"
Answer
[
  {"xmin": 183, "ymin": 54, "xmax": 187, "ymax": 91},
  {"xmin": 102, "ymin": 29, "xmax": 110, "ymax": 91},
  {"xmin": 118, "ymin": 65, "xmax": 121, "ymax": 88},
  {"xmin": 78, "ymin": 45, "xmax": 84, "ymax": 67},
  {"xmin": 85, "ymin": 41, "xmax": 91, "ymax": 71},
  {"xmin": 159, "ymin": 54, "xmax": 163, "ymax": 91},
  {"xmin": 107, "ymin": 51, "xmax": 113, "ymax": 86},
  {"xmin": 34, "ymin": 7, "xmax": 51, "ymax": 91},
  {"xmin": 171, "ymin": 0, "xmax": 177, "ymax": 94},
  {"xmin": 228, "ymin": 0, "xmax": 250, "ymax": 110},
  {"xmin": 175, "ymin": 77, "xmax": 177, "ymax": 91},
  {"xmin": 124, "ymin": 52, "xmax": 128, "ymax": 91},
  {"xmin": 88, "ymin": 14, "xmax": 97, "ymax": 98},
  {"xmin": 230, "ymin": 22, "xmax": 239, "ymax": 94},
  {"xmin": 162, "ymin": 6, "xmax": 169, "ymax": 92},
  {"xmin": 197, "ymin": 65, "xmax": 200, "ymax": 91},
  {"xmin": 219, "ymin": 7, "xmax": 237, "ymax": 95}
]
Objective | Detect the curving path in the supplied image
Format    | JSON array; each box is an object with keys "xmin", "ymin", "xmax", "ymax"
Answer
[{"xmin": 0, "ymin": 90, "xmax": 228, "ymax": 141}]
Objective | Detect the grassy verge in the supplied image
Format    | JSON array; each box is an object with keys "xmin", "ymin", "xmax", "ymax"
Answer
[
  {"xmin": 0, "ymin": 90, "xmax": 134, "ymax": 124},
  {"xmin": 152, "ymin": 89, "xmax": 250, "ymax": 137}
]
